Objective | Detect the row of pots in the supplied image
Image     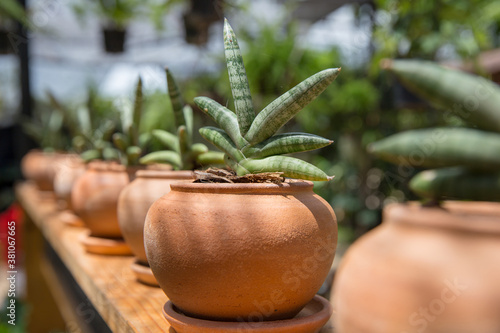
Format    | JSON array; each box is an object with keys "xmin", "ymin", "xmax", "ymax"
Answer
[
  {"xmin": 22, "ymin": 150, "xmax": 500, "ymax": 332},
  {"xmin": 21, "ymin": 150, "xmax": 339, "ymax": 332}
]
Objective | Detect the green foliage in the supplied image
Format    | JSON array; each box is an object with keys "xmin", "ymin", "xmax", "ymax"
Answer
[
  {"xmin": 0, "ymin": 0, "xmax": 29, "ymax": 27},
  {"xmin": 195, "ymin": 20, "xmax": 338, "ymax": 181},
  {"xmin": 139, "ymin": 69, "xmax": 224, "ymax": 170},
  {"xmin": 72, "ymin": 0, "xmax": 146, "ymax": 29},
  {"xmin": 370, "ymin": 59, "xmax": 500, "ymax": 202}
]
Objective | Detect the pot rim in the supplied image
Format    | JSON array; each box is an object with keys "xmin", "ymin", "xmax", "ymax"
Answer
[
  {"xmin": 170, "ymin": 179, "xmax": 314, "ymax": 194},
  {"xmin": 385, "ymin": 201, "xmax": 500, "ymax": 234},
  {"xmin": 135, "ymin": 169, "xmax": 195, "ymax": 180}
]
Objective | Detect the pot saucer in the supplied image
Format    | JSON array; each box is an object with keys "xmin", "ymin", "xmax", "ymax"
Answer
[
  {"xmin": 163, "ymin": 295, "xmax": 333, "ymax": 333},
  {"xmin": 80, "ymin": 233, "xmax": 132, "ymax": 256},
  {"xmin": 131, "ymin": 260, "xmax": 159, "ymax": 287},
  {"xmin": 59, "ymin": 210, "xmax": 84, "ymax": 227}
]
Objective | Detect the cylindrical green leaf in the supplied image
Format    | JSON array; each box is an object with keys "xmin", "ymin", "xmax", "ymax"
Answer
[
  {"xmin": 383, "ymin": 59, "xmax": 500, "ymax": 133},
  {"xmin": 166, "ymin": 68, "xmax": 186, "ymax": 128},
  {"xmin": 368, "ymin": 127, "xmax": 500, "ymax": 171},
  {"xmin": 126, "ymin": 146, "xmax": 142, "ymax": 166},
  {"xmin": 244, "ymin": 133, "xmax": 333, "ymax": 158},
  {"xmin": 410, "ymin": 167, "xmax": 500, "ymax": 201},
  {"xmin": 112, "ymin": 132, "xmax": 128, "ymax": 153},
  {"xmin": 152, "ymin": 129, "xmax": 178, "ymax": 152},
  {"xmin": 133, "ymin": 77, "xmax": 143, "ymax": 131},
  {"xmin": 245, "ymin": 68, "xmax": 340, "ymax": 144},
  {"xmin": 194, "ymin": 96, "xmax": 247, "ymax": 148},
  {"xmin": 223, "ymin": 19, "xmax": 255, "ymax": 136},
  {"xmin": 80, "ymin": 149, "xmax": 101, "ymax": 162},
  {"xmin": 239, "ymin": 156, "xmax": 333, "ymax": 181},
  {"xmin": 199, "ymin": 126, "xmax": 245, "ymax": 162},
  {"xmin": 139, "ymin": 150, "xmax": 182, "ymax": 168},
  {"xmin": 196, "ymin": 151, "xmax": 225, "ymax": 166}
]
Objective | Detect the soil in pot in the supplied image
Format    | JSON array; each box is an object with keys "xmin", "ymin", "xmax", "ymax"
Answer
[
  {"xmin": 71, "ymin": 161, "xmax": 139, "ymax": 255},
  {"xmin": 145, "ymin": 180, "xmax": 338, "ymax": 322},
  {"xmin": 118, "ymin": 169, "xmax": 195, "ymax": 286},
  {"xmin": 332, "ymin": 201, "xmax": 500, "ymax": 333}
]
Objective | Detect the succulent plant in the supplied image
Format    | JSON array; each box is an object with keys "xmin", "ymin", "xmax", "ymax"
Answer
[
  {"xmin": 193, "ymin": 19, "xmax": 339, "ymax": 181},
  {"xmin": 139, "ymin": 68, "xmax": 225, "ymax": 170},
  {"xmin": 369, "ymin": 59, "xmax": 500, "ymax": 202}
]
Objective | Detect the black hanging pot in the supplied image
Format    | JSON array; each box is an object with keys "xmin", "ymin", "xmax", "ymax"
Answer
[
  {"xmin": 0, "ymin": 28, "xmax": 14, "ymax": 54},
  {"xmin": 102, "ymin": 26, "xmax": 127, "ymax": 53}
]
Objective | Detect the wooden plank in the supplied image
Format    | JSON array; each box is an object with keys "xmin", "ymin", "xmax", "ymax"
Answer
[{"xmin": 15, "ymin": 182, "xmax": 170, "ymax": 333}]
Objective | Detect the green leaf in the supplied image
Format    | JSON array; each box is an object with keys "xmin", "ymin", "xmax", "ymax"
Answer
[
  {"xmin": 133, "ymin": 77, "xmax": 143, "ymax": 132},
  {"xmin": 383, "ymin": 59, "xmax": 500, "ymax": 133},
  {"xmin": 80, "ymin": 149, "xmax": 101, "ymax": 162},
  {"xmin": 239, "ymin": 156, "xmax": 334, "ymax": 181},
  {"xmin": 140, "ymin": 150, "xmax": 182, "ymax": 168},
  {"xmin": 245, "ymin": 68, "xmax": 341, "ymax": 144},
  {"xmin": 183, "ymin": 105, "xmax": 194, "ymax": 145},
  {"xmin": 223, "ymin": 19, "xmax": 255, "ymax": 135},
  {"xmin": 368, "ymin": 127, "xmax": 500, "ymax": 171},
  {"xmin": 196, "ymin": 151, "xmax": 225, "ymax": 166},
  {"xmin": 126, "ymin": 146, "xmax": 142, "ymax": 166},
  {"xmin": 112, "ymin": 133, "xmax": 128, "ymax": 152},
  {"xmin": 166, "ymin": 68, "xmax": 186, "ymax": 127},
  {"xmin": 194, "ymin": 96, "xmax": 247, "ymax": 148},
  {"xmin": 177, "ymin": 125, "xmax": 189, "ymax": 168},
  {"xmin": 152, "ymin": 129, "xmax": 179, "ymax": 152},
  {"xmin": 199, "ymin": 126, "xmax": 245, "ymax": 161},
  {"xmin": 244, "ymin": 133, "xmax": 333, "ymax": 158}
]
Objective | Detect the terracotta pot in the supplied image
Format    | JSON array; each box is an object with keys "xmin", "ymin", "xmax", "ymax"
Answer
[
  {"xmin": 332, "ymin": 201, "xmax": 500, "ymax": 333},
  {"xmin": 71, "ymin": 161, "xmax": 140, "ymax": 238},
  {"xmin": 53, "ymin": 154, "xmax": 85, "ymax": 211},
  {"xmin": 145, "ymin": 181, "xmax": 337, "ymax": 322},
  {"xmin": 21, "ymin": 150, "xmax": 63, "ymax": 191},
  {"xmin": 118, "ymin": 170, "xmax": 195, "ymax": 264}
]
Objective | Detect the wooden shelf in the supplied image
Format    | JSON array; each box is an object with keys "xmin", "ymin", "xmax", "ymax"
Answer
[{"xmin": 15, "ymin": 182, "xmax": 170, "ymax": 333}]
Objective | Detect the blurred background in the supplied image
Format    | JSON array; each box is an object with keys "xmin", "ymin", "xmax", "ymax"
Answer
[{"xmin": 1, "ymin": 0, "xmax": 500, "ymax": 330}]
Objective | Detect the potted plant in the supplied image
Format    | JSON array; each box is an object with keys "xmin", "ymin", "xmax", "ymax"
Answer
[
  {"xmin": 72, "ymin": 0, "xmax": 145, "ymax": 53},
  {"xmin": 71, "ymin": 79, "xmax": 145, "ymax": 255},
  {"xmin": 332, "ymin": 60, "xmax": 500, "ymax": 333},
  {"xmin": 144, "ymin": 20, "xmax": 339, "ymax": 332},
  {"xmin": 117, "ymin": 68, "xmax": 224, "ymax": 286},
  {"xmin": 20, "ymin": 96, "xmax": 71, "ymax": 192}
]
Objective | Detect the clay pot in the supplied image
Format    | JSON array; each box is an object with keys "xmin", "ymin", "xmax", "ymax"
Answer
[
  {"xmin": 118, "ymin": 170, "xmax": 195, "ymax": 284},
  {"xmin": 332, "ymin": 201, "xmax": 500, "ymax": 333},
  {"xmin": 145, "ymin": 181, "xmax": 338, "ymax": 322},
  {"xmin": 21, "ymin": 150, "xmax": 64, "ymax": 191},
  {"xmin": 71, "ymin": 161, "xmax": 140, "ymax": 238},
  {"xmin": 53, "ymin": 154, "xmax": 85, "ymax": 211}
]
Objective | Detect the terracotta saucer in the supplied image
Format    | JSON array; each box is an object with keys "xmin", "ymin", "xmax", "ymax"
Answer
[
  {"xmin": 59, "ymin": 210, "xmax": 85, "ymax": 227},
  {"xmin": 131, "ymin": 260, "xmax": 160, "ymax": 287},
  {"xmin": 80, "ymin": 233, "xmax": 132, "ymax": 256},
  {"xmin": 163, "ymin": 295, "xmax": 333, "ymax": 333}
]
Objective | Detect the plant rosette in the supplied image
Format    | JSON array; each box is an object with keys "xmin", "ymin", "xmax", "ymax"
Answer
[
  {"xmin": 333, "ymin": 201, "xmax": 500, "ymax": 333},
  {"xmin": 144, "ymin": 20, "xmax": 338, "ymax": 329},
  {"xmin": 145, "ymin": 180, "xmax": 337, "ymax": 322},
  {"xmin": 118, "ymin": 169, "xmax": 195, "ymax": 286},
  {"xmin": 71, "ymin": 160, "xmax": 142, "ymax": 255}
]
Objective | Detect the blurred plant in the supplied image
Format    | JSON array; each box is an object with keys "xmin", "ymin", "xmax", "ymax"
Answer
[
  {"xmin": 72, "ymin": 0, "xmax": 146, "ymax": 29},
  {"xmin": 0, "ymin": 0, "xmax": 29, "ymax": 27},
  {"xmin": 140, "ymin": 68, "xmax": 224, "ymax": 170},
  {"xmin": 371, "ymin": 0, "xmax": 500, "ymax": 74},
  {"xmin": 369, "ymin": 59, "xmax": 500, "ymax": 202}
]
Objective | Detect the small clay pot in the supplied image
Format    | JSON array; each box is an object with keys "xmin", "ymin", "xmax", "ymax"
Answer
[
  {"xmin": 145, "ymin": 181, "xmax": 338, "ymax": 322},
  {"xmin": 118, "ymin": 170, "xmax": 195, "ymax": 264},
  {"xmin": 71, "ymin": 161, "xmax": 140, "ymax": 238},
  {"xmin": 332, "ymin": 201, "xmax": 500, "ymax": 333},
  {"xmin": 53, "ymin": 154, "xmax": 85, "ymax": 211},
  {"xmin": 21, "ymin": 150, "xmax": 63, "ymax": 191}
]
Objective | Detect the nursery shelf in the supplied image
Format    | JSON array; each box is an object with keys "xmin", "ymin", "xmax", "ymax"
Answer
[{"xmin": 15, "ymin": 182, "xmax": 170, "ymax": 333}]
